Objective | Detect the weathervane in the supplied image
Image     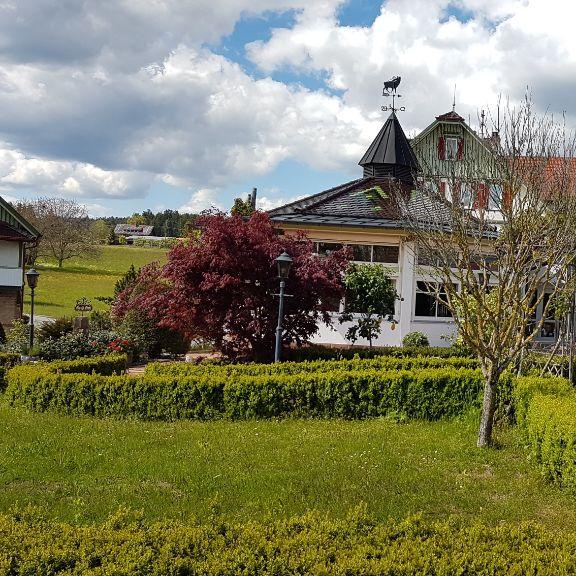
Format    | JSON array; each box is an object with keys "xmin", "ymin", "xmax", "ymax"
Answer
[{"xmin": 381, "ymin": 76, "xmax": 405, "ymax": 113}]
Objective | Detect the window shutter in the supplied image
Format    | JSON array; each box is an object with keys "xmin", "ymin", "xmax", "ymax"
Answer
[
  {"xmin": 452, "ymin": 181, "xmax": 461, "ymax": 202},
  {"xmin": 473, "ymin": 183, "xmax": 488, "ymax": 209},
  {"xmin": 456, "ymin": 138, "xmax": 464, "ymax": 160},
  {"xmin": 440, "ymin": 181, "xmax": 446, "ymax": 197},
  {"xmin": 438, "ymin": 136, "xmax": 446, "ymax": 160},
  {"xmin": 503, "ymin": 184, "xmax": 512, "ymax": 210}
]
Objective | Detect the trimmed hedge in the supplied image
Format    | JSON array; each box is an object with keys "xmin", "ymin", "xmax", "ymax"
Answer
[
  {"xmin": 284, "ymin": 344, "xmax": 472, "ymax": 362},
  {"xmin": 146, "ymin": 355, "xmax": 479, "ymax": 378},
  {"xmin": 5, "ymin": 365, "xmax": 484, "ymax": 421},
  {"xmin": 513, "ymin": 375, "xmax": 576, "ymax": 489},
  {"xmin": 0, "ymin": 352, "xmax": 20, "ymax": 391},
  {"xmin": 2, "ymin": 508, "xmax": 576, "ymax": 574}
]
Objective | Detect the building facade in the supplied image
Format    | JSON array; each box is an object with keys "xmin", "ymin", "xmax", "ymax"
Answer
[
  {"xmin": 269, "ymin": 110, "xmax": 460, "ymax": 347},
  {"xmin": 0, "ymin": 197, "xmax": 41, "ymax": 330},
  {"xmin": 269, "ymin": 107, "xmax": 567, "ymax": 348}
]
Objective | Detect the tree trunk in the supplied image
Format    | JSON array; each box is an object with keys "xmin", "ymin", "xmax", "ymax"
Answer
[
  {"xmin": 477, "ymin": 368, "xmax": 499, "ymax": 447},
  {"xmin": 58, "ymin": 258, "xmax": 63, "ymax": 268}
]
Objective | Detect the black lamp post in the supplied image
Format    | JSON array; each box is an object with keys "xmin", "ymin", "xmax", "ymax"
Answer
[
  {"xmin": 25, "ymin": 268, "xmax": 40, "ymax": 351},
  {"xmin": 274, "ymin": 251, "xmax": 293, "ymax": 362}
]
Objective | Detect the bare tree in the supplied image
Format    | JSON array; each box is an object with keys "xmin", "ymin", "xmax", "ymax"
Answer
[
  {"xmin": 398, "ymin": 99, "xmax": 576, "ymax": 447},
  {"xmin": 16, "ymin": 197, "xmax": 100, "ymax": 268}
]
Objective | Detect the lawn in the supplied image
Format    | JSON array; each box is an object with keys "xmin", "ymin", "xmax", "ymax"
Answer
[
  {"xmin": 24, "ymin": 245, "xmax": 168, "ymax": 317},
  {"xmin": 1, "ymin": 403, "xmax": 575, "ymax": 528}
]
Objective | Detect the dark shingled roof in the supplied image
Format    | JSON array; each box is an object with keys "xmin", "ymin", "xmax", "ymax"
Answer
[
  {"xmin": 268, "ymin": 177, "xmax": 452, "ymax": 230},
  {"xmin": 359, "ymin": 112, "xmax": 420, "ymax": 172}
]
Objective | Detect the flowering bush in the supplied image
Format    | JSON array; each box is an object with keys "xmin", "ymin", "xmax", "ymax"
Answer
[
  {"xmin": 38, "ymin": 330, "xmax": 133, "ymax": 361},
  {"xmin": 107, "ymin": 338, "xmax": 131, "ymax": 355}
]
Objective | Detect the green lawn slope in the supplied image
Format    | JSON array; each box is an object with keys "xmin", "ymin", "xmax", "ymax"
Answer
[{"xmin": 24, "ymin": 245, "xmax": 168, "ymax": 318}]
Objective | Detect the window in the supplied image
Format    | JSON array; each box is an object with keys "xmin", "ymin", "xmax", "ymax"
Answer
[
  {"xmin": 446, "ymin": 137, "xmax": 459, "ymax": 160},
  {"xmin": 352, "ymin": 244, "xmax": 371, "ymax": 262},
  {"xmin": 488, "ymin": 184, "xmax": 502, "ymax": 210},
  {"xmin": 460, "ymin": 183, "xmax": 474, "ymax": 209},
  {"xmin": 372, "ymin": 245, "xmax": 399, "ymax": 264},
  {"xmin": 317, "ymin": 242, "xmax": 343, "ymax": 256},
  {"xmin": 415, "ymin": 281, "xmax": 454, "ymax": 318},
  {"xmin": 540, "ymin": 293, "xmax": 557, "ymax": 339}
]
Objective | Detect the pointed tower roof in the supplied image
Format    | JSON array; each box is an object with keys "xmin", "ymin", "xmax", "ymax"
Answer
[{"xmin": 359, "ymin": 112, "xmax": 420, "ymax": 183}]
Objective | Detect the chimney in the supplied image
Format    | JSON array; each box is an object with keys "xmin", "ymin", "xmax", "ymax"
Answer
[
  {"xmin": 250, "ymin": 187, "xmax": 257, "ymax": 210},
  {"xmin": 491, "ymin": 131, "xmax": 501, "ymax": 148}
]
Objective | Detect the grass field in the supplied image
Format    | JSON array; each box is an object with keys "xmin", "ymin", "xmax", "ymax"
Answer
[
  {"xmin": 1, "ymin": 403, "xmax": 575, "ymax": 528},
  {"xmin": 24, "ymin": 245, "xmax": 168, "ymax": 317}
]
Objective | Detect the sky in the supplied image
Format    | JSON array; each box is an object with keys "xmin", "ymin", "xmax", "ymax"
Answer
[{"xmin": 0, "ymin": 0, "xmax": 575, "ymax": 217}]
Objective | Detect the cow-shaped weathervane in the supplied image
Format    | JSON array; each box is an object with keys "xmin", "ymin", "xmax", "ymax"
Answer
[{"xmin": 381, "ymin": 76, "xmax": 405, "ymax": 113}]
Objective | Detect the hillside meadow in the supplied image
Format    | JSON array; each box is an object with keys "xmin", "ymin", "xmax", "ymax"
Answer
[{"xmin": 24, "ymin": 245, "xmax": 168, "ymax": 317}]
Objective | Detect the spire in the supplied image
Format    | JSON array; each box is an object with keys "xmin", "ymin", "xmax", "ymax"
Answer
[{"xmin": 359, "ymin": 111, "xmax": 420, "ymax": 184}]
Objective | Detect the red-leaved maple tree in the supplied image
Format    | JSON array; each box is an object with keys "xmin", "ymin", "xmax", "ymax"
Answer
[{"xmin": 113, "ymin": 211, "xmax": 349, "ymax": 361}]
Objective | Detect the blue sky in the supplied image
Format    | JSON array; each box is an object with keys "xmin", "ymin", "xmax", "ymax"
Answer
[{"xmin": 0, "ymin": 0, "xmax": 574, "ymax": 217}]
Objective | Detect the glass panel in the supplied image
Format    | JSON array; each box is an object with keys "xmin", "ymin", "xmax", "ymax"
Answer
[
  {"xmin": 489, "ymin": 184, "xmax": 502, "ymax": 210},
  {"xmin": 415, "ymin": 293, "xmax": 436, "ymax": 316},
  {"xmin": 318, "ymin": 242, "xmax": 343, "ymax": 256},
  {"xmin": 461, "ymin": 183, "xmax": 473, "ymax": 208},
  {"xmin": 373, "ymin": 245, "xmax": 399, "ymax": 263},
  {"xmin": 320, "ymin": 294, "xmax": 342, "ymax": 312},
  {"xmin": 351, "ymin": 244, "xmax": 371, "ymax": 262},
  {"xmin": 446, "ymin": 137, "xmax": 459, "ymax": 160}
]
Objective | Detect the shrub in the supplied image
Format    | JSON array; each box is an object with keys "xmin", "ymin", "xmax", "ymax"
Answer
[
  {"xmin": 145, "ymin": 354, "xmax": 479, "ymax": 378},
  {"xmin": 39, "ymin": 331, "xmax": 99, "ymax": 360},
  {"xmin": 6, "ymin": 363, "xmax": 484, "ymax": 421},
  {"xmin": 37, "ymin": 330, "xmax": 130, "ymax": 361},
  {"xmin": 89, "ymin": 309, "xmax": 112, "ymax": 331},
  {"xmin": 2, "ymin": 509, "xmax": 576, "ymax": 575},
  {"xmin": 284, "ymin": 344, "xmax": 471, "ymax": 362},
  {"xmin": 37, "ymin": 317, "xmax": 73, "ymax": 342},
  {"xmin": 512, "ymin": 375, "xmax": 576, "ymax": 489},
  {"xmin": 0, "ymin": 352, "xmax": 20, "ymax": 391},
  {"xmin": 402, "ymin": 331, "xmax": 430, "ymax": 347},
  {"xmin": 133, "ymin": 236, "xmax": 180, "ymax": 249},
  {"xmin": 3, "ymin": 319, "xmax": 31, "ymax": 354}
]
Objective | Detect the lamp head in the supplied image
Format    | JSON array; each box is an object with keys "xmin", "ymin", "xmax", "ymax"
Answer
[
  {"xmin": 25, "ymin": 268, "xmax": 40, "ymax": 290},
  {"xmin": 275, "ymin": 251, "xmax": 293, "ymax": 280}
]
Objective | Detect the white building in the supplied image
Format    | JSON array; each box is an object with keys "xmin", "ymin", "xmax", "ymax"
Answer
[
  {"xmin": 268, "ymin": 108, "xmax": 555, "ymax": 348},
  {"xmin": 0, "ymin": 197, "xmax": 41, "ymax": 330}
]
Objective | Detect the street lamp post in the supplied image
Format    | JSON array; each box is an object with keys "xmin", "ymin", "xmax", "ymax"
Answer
[
  {"xmin": 274, "ymin": 252, "xmax": 293, "ymax": 363},
  {"xmin": 25, "ymin": 268, "xmax": 40, "ymax": 351}
]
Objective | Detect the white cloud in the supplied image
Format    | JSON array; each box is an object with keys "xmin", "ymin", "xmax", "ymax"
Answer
[
  {"xmin": 256, "ymin": 193, "xmax": 305, "ymax": 211},
  {"xmin": 180, "ymin": 188, "xmax": 224, "ymax": 213},
  {"xmin": 0, "ymin": 0, "xmax": 574, "ymax": 206},
  {"xmin": 247, "ymin": 0, "xmax": 576, "ymax": 133},
  {"xmin": 0, "ymin": 145, "xmax": 153, "ymax": 198}
]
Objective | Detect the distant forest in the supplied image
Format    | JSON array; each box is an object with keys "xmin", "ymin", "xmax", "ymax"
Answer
[{"xmin": 100, "ymin": 209, "xmax": 198, "ymax": 237}]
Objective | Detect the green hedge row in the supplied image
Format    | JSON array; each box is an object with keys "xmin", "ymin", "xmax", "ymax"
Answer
[
  {"xmin": 36, "ymin": 354, "xmax": 128, "ymax": 375},
  {"xmin": 2, "ymin": 508, "xmax": 576, "ymax": 575},
  {"xmin": 513, "ymin": 375, "xmax": 576, "ymax": 489},
  {"xmin": 5, "ymin": 366, "xmax": 484, "ymax": 421},
  {"xmin": 146, "ymin": 354, "xmax": 479, "ymax": 378},
  {"xmin": 0, "ymin": 352, "xmax": 20, "ymax": 391},
  {"xmin": 284, "ymin": 344, "xmax": 472, "ymax": 362}
]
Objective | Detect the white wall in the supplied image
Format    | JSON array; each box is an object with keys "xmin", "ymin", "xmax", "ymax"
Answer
[{"xmin": 0, "ymin": 241, "xmax": 19, "ymax": 268}]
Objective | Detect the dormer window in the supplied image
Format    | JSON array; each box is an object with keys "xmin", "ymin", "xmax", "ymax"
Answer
[{"xmin": 446, "ymin": 137, "xmax": 459, "ymax": 160}]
